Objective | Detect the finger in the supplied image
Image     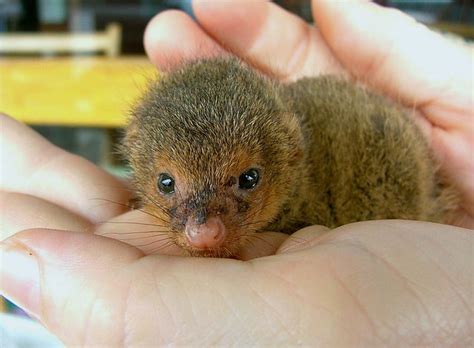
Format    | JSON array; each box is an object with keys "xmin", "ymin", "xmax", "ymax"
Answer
[
  {"xmin": 144, "ymin": 10, "xmax": 225, "ymax": 71},
  {"xmin": 276, "ymin": 225, "xmax": 330, "ymax": 254},
  {"xmin": 192, "ymin": 0, "xmax": 343, "ymax": 80},
  {"xmin": 0, "ymin": 229, "xmax": 144, "ymax": 345},
  {"xmin": 0, "ymin": 192, "xmax": 92, "ymax": 240},
  {"xmin": 313, "ymin": 0, "xmax": 473, "ymax": 129},
  {"xmin": 95, "ymin": 210, "xmax": 185, "ymax": 256},
  {"xmin": 0, "ymin": 114, "xmax": 131, "ymax": 223}
]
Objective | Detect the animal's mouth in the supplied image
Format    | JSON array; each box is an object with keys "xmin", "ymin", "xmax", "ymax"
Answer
[{"xmin": 175, "ymin": 233, "xmax": 243, "ymax": 259}]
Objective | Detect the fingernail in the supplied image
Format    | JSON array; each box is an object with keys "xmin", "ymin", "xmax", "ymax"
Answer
[{"xmin": 0, "ymin": 241, "xmax": 40, "ymax": 319}]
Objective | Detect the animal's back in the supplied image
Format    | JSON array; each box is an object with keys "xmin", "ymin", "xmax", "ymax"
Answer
[{"xmin": 279, "ymin": 76, "xmax": 451, "ymax": 228}]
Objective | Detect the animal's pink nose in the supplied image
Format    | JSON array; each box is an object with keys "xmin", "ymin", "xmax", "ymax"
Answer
[{"xmin": 185, "ymin": 216, "xmax": 227, "ymax": 249}]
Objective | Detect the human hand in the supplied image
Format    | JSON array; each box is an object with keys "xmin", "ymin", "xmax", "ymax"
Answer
[
  {"xmin": 1, "ymin": 1, "xmax": 473, "ymax": 345},
  {"xmin": 144, "ymin": 0, "xmax": 474, "ymax": 229},
  {"xmin": 1, "ymin": 221, "xmax": 471, "ymax": 346},
  {"xmin": 0, "ymin": 114, "xmax": 129, "ymax": 239}
]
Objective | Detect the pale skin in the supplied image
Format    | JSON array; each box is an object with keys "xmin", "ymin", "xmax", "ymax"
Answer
[{"xmin": 0, "ymin": 0, "xmax": 473, "ymax": 346}]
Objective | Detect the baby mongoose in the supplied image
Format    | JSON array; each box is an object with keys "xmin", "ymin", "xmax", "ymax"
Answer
[{"xmin": 122, "ymin": 57, "xmax": 453, "ymax": 258}]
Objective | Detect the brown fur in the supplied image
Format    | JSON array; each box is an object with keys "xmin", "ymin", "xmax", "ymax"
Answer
[{"xmin": 122, "ymin": 57, "xmax": 455, "ymax": 257}]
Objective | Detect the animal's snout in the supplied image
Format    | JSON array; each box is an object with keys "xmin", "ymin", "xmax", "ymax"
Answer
[{"xmin": 184, "ymin": 216, "xmax": 227, "ymax": 249}]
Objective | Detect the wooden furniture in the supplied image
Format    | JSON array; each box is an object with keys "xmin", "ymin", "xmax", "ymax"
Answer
[
  {"xmin": 0, "ymin": 56, "xmax": 156, "ymax": 127},
  {"xmin": 0, "ymin": 23, "xmax": 122, "ymax": 57},
  {"xmin": 429, "ymin": 22, "xmax": 474, "ymax": 41}
]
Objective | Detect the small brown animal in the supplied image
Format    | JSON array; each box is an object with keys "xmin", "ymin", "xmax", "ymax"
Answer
[{"xmin": 122, "ymin": 57, "xmax": 453, "ymax": 258}]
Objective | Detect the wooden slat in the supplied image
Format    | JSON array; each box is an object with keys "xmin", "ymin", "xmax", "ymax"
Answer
[
  {"xmin": 0, "ymin": 23, "xmax": 122, "ymax": 56},
  {"xmin": 0, "ymin": 56, "xmax": 156, "ymax": 127},
  {"xmin": 0, "ymin": 33, "xmax": 112, "ymax": 53}
]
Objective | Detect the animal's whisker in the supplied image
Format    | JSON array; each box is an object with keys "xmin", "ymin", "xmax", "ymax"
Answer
[
  {"xmin": 135, "ymin": 236, "xmax": 176, "ymax": 248},
  {"xmin": 126, "ymin": 204, "xmax": 170, "ymax": 223},
  {"xmin": 238, "ymin": 193, "xmax": 277, "ymax": 226},
  {"xmin": 241, "ymin": 230, "xmax": 278, "ymax": 250},
  {"xmin": 223, "ymin": 246, "xmax": 234, "ymax": 258},
  {"xmin": 90, "ymin": 198, "xmax": 167, "ymax": 223},
  {"xmin": 239, "ymin": 219, "xmax": 271, "ymax": 229},
  {"xmin": 89, "ymin": 197, "xmax": 132, "ymax": 208},
  {"xmin": 90, "ymin": 201, "xmax": 124, "ymax": 209},
  {"xmin": 238, "ymin": 201, "xmax": 274, "ymax": 227},
  {"xmin": 93, "ymin": 184, "xmax": 135, "ymax": 192},
  {"xmin": 100, "ymin": 229, "xmax": 169, "ymax": 236},
  {"xmin": 98, "ymin": 189, "xmax": 173, "ymax": 223},
  {"xmin": 148, "ymin": 241, "xmax": 178, "ymax": 254},
  {"xmin": 99, "ymin": 221, "xmax": 169, "ymax": 228},
  {"xmin": 287, "ymin": 236, "xmax": 310, "ymax": 244},
  {"xmin": 140, "ymin": 191, "xmax": 174, "ymax": 218},
  {"xmin": 243, "ymin": 238, "xmax": 256, "ymax": 250},
  {"xmin": 111, "ymin": 234, "xmax": 171, "ymax": 242},
  {"xmin": 174, "ymin": 185, "xmax": 184, "ymax": 204}
]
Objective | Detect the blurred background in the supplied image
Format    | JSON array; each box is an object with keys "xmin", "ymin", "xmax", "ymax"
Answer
[{"xmin": 0, "ymin": 0, "xmax": 473, "ymax": 345}]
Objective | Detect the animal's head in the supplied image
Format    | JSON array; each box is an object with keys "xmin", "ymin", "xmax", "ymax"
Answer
[{"xmin": 124, "ymin": 58, "xmax": 303, "ymax": 257}]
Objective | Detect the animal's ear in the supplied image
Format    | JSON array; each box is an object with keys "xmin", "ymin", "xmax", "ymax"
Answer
[
  {"xmin": 281, "ymin": 112, "xmax": 304, "ymax": 166},
  {"xmin": 119, "ymin": 116, "xmax": 141, "ymax": 164}
]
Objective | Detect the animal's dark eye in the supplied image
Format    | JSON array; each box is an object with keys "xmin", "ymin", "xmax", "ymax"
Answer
[
  {"xmin": 238, "ymin": 168, "xmax": 260, "ymax": 190},
  {"xmin": 157, "ymin": 173, "xmax": 175, "ymax": 194}
]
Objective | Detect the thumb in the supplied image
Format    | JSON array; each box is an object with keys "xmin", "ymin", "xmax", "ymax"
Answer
[
  {"xmin": 313, "ymin": 0, "xmax": 472, "ymax": 126},
  {"xmin": 0, "ymin": 229, "xmax": 143, "ymax": 346}
]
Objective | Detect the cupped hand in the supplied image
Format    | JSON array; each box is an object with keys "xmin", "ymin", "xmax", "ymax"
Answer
[
  {"xmin": 144, "ymin": 0, "xmax": 473, "ymax": 228},
  {"xmin": 1, "ymin": 1, "xmax": 473, "ymax": 345},
  {"xmin": 1, "ymin": 221, "xmax": 472, "ymax": 346}
]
